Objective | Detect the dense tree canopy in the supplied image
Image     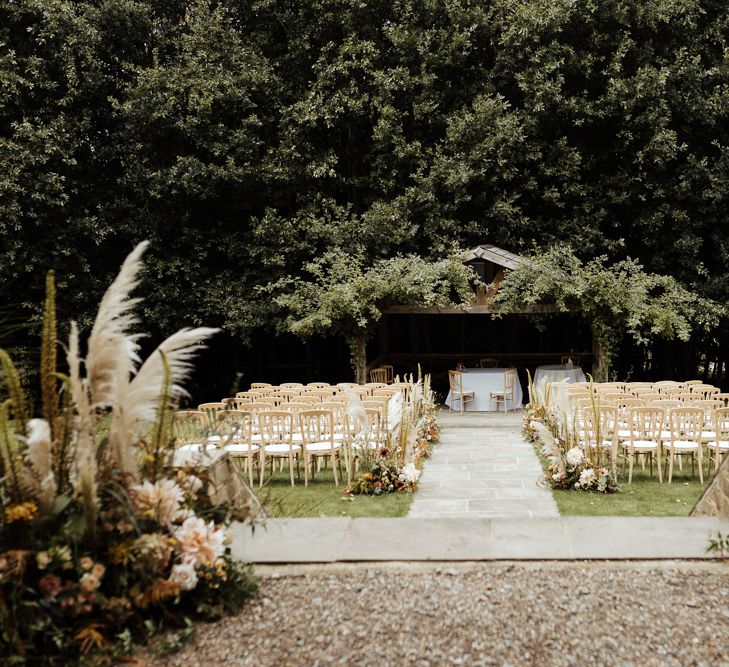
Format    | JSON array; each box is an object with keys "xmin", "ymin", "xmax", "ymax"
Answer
[{"xmin": 2, "ymin": 0, "xmax": 728, "ymax": 373}]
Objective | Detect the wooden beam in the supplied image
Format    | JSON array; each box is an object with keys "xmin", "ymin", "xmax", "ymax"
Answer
[{"xmin": 383, "ymin": 304, "xmax": 564, "ymax": 315}]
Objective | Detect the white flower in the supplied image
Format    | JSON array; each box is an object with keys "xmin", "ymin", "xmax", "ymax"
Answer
[
  {"xmin": 36, "ymin": 552, "xmax": 52, "ymax": 570},
  {"xmin": 398, "ymin": 462, "xmax": 421, "ymax": 485},
  {"xmin": 552, "ymin": 472, "xmax": 565, "ymax": 482},
  {"xmin": 173, "ymin": 516, "xmax": 225, "ymax": 566},
  {"xmin": 565, "ymin": 447, "xmax": 584, "ymax": 468},
  {"xmin": 169, "ymin": 561, "xmax": 198, "ymax": 591},
  {"xmin": 130, "ymin": 479, "xmax": 186, "ymax": 528},
  {"xmin": 578, "ymin": 468, "xmax": 596, "ymax": 487},
  {"xmin": 79, "ymin": 572, "xmax": 100, "ymax": 592}
]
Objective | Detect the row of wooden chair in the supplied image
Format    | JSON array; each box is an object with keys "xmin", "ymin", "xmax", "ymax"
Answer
[
  {"xmin": 572, "ymin": 404, "xmax": 729, "ymax": 484},
  {"xmin": 173, "ymin": 406, "xmax": 389, "ymax": 488}
]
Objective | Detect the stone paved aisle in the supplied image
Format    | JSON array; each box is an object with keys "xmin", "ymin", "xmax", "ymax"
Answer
[{"xmin": 408, "ymin": 409, "xmax": 559, "ymax": 518}]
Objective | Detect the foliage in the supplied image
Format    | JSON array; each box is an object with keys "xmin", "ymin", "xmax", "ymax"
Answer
[
  {"xmin": 707, "ymin": 532, "xmax": 729, "ymax": 559},
  {"xmin": 3, "ymin": 0, "xmax": 729, "ymax": 366},
  {"xmin": 0, "ymin": 244, "xmax": 257, "ymax": 664},
  {"xmin": 492, "ymin": 245, "xmax": 722, "ymax": 379},
  {"xmin": 273, "ymin": 251, "xmax": 475, "ymax": 381}
]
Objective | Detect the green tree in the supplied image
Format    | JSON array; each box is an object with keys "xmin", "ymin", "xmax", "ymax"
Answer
[
  {"xmin": 273, "ymin": 252, "xmax": 476, "ymax": 382},
  {"xmin": 491, "ymin": 245, "xmax": 722, "ymax": 380}
]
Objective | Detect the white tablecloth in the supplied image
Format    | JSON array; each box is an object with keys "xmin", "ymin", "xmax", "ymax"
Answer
[
  {"xmin": 533, "ymin": 365, "xmax": 586, "ymax": 386},
  {"xmin": 445, "ymin": 368, "xmax": 523, "ymax": 412}
]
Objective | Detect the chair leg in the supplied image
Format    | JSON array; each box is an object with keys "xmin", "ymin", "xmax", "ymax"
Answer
[
  {"xmin": 289, "ymin": 454, "xmax": 295, "ymax": 487},
  {"xmin": 667, "ymin": 449, "xmax": 674, "ymax": 483},
  {"xmin": 628, "ymin": 452, "xmax": 634, "ymax": 484},
  {"xmin": 656, "ymin": 449, "xmax": 663, "ymax": 483},
  {"xmin": 332, "ymin": 451, "xmax": 339, "ymax": 486}
]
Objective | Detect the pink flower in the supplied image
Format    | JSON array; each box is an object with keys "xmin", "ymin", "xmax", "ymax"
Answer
[
  {"xmin": 173, "ymin": 516, "xmax": 224, "ymax": 566},
  {"xmin": 39, "ymin": 573, "xmax": 62, "ymax": 599},
  {"xmin": 91, "ymin": 563, "xmax": 105, "ymax": 579},
  {"xmin": 130, "ymin": 479, "xmax": 185, "ymax": 528},
  {"xmin": 169, "ymin": 561, "xmax": 198, "ymax": 591},
  {"xmin": 79, "ymin": 556, "xmax": 93, "ymax": 571}
]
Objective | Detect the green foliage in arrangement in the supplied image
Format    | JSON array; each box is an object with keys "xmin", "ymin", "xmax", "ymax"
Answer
[
  {"xmin": 1, "ymin": 0, "xmax": 729, "ymax": 351},
  {"xmin": 492, "ymin": 245, "xmax": 723, "ymax": 379},
  {"xmin": 272, "ymin": 252, "xmax": 475, "ymax": 381},
  {"xmin": 0, "ymin": 245, "xmax": 258, "ymax": 664}
]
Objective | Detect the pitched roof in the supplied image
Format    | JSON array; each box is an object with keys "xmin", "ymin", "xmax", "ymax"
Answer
[{"xmin": 463, "ymin": 244, "xmax": 524, "ymax": 270}]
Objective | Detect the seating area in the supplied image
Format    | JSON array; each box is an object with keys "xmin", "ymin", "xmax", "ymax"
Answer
[
  {"xmin": 552, "ymin": 380, "xmax": 729, "ymax": 484},
  {"xmin": 172, "ymin": 381, "xmax": 405, "ymax": 487},
  {"xmin": 446, "ymin": 366, "xmax": 522, "ymax": 413}
]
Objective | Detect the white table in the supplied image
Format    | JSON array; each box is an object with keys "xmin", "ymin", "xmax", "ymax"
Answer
[
  {"xmin": 533, "ymin": 364, "xmax": 586, "ymax": 386},
  {"xmin": 445, "ymin": 368, "xmax": 523, "ymax": 412}
]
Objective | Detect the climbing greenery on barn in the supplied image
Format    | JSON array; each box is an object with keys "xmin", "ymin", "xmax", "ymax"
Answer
[{"xmin": 491, "ymin": 246, "xmax": 722, "ymax": 380}]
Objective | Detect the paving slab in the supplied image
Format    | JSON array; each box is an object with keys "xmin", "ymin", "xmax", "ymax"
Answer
[
  {"xmin": 230, "ymin": 517, "xmax": 729, "ymax": 562},
  {"xmin": 408, "ymin": 410, "xmax": 559, "ymax": 518}
]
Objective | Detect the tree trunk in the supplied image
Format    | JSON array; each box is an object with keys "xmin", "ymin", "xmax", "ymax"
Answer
[
  {"xmin": 592, "ymin": 327, "xmax": 608, "ymax": 382},
  {"xmin": 349, "ymin": 331, "xmax": 368, "ymax": 384}
]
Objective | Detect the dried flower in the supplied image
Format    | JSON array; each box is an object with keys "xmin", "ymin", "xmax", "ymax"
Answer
[
  {"xmin": 130, "ymin": 478, "xmax": 185, "ymax": 528},
  {"xmin": 4, "ymin": 501, "xmax": 38, "ymax": 524},
  {"xmin": 565, "ymin": 447, "xmax": 584, "ymax": 468},
  {"xmin": 579, "ymin": 468, "xmax": 596, "ymax": 487},
  {"xmin": 173, "ymin": 516, "xmax": 225, "ymax": 566}
]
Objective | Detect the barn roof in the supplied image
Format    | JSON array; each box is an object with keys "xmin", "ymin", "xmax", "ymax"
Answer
[{"xmin": 463, "ymin": 244, "xmax": 525, "ymax": 270}]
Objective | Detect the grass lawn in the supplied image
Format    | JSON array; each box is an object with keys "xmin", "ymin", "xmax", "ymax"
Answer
[
  {"xmin": 549, "ymin": 461, "xmax": 708, "ymax": 516},
  {"xmin": 253, "ymin": 467, "xmax": 413, "ymax": 518}
]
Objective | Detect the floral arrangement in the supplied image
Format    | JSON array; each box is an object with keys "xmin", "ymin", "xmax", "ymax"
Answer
[
  {"xmin": 530, "ymin": 421, "xmax": 619, "ymax": 494},
  {"xmin": 348, "ymin": 371, "xmax": 438, "ymax": 495},
  {"xmin": 0, "ymin": 243, "xmax": 257, "ymax": 664}
]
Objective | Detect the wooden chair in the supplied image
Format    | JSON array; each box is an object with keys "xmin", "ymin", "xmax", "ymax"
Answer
[
  {"xmin": 715, "ymin": 393, "xmax": 729, "ymax": 408},
  {"xmin": 280, "ymin": 382, "xmax": 304, "ymax": 388},
  {"xmin": 448, "ymin": 370, "xmax": 475, "ymax": 413},
  {"xmin": 306, "ymin": 382, "xmax": 331, "ymax": 388},
  {"xmin": 218, "ymin": 410, "xmax": 260, "ymax": 486},
  {"xmin": 258, "ymin": 411, "xmax": 302, "ymax": 487},
  {"xmin": 707, "ymin": 408, "xmax": 729, "ymax": 473},
  {"xmin": 683, "ymin": 379, "xmax": 703, "ymax": 385},
  {"xmin": 689, "ymin": 385, "xmax": 720, "ymax": 400},
  {"xmin": 380, "ymin": 364, "xmax": 395, "ymax": 384},
  {"xmin": 368, "ymin": 368, "xmax": 388, "ymax": 383},
  {"xmin": 488, "ymin": 368, "xmax": 517, "ymax": 413},
  {"xmin": 479, "ymin": 358, "xmax": 499, "ymax": 368},
  {"xmin": 299, "ymin": 410, "xmax": 344, "ymax": 486},
  {"xmin": 621, "ymin": 407, "xmax": 664, "ymax": 483},
  {"xmin": 250, "ymin": 382, "xmax": 272, "ymax": 390},
  {"xmin": 222, "ymin": 397, "xmax": 252, "ymax": 410},
  {"xmin": 172, "ymin": 411, "xmax": 215, "ymax": 466},
  {"xmin": 583, "ymin": 406, "xmax": 619, "ymax": 479},
  {"xmin": 197, "ymin": 402, "xmax": 226, "ymax": 431},
  {"xmin": 665, "ymin": 407, "xmax": 703, "ymax": 484}
]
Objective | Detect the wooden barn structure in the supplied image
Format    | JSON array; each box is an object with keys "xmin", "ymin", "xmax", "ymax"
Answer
[{"xmin": 367, "ymin": 244, "xmax": 595, "ymax": 386}]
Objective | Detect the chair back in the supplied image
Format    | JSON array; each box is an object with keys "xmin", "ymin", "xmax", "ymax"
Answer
[
  {"xmin": 197, "ymin": 402, "xmax": 226, "ymax": 430},
  {"xmin": 216, "ymin": 410, "xmax": 253, "ymax": 444},
  {"xmin": 250, "ymin": 382, "xmax": 272, "ymax": 390},
  {"xmin": 280, "ymin": 382, "xmax": 304, "ymax": 388},
  {"xmin": 448, "ymin": 370, "xmax": 464, "ymax": 395},
  {"xmin": 479, "ymin": 358, "xmax": 498, "ymax": 368},
  {"xmin": 306, "ymin": 382, "xmax": 330, "ymax": 388},
  {"xmin": 380, "ymin": 364, "xmax": 394, "ymax": 383},
  {"xmin": 713, "ymin": 408, "xmax": 729, "ymax": 440},
  {"xmin": 668, "ymin": 407, "xmax": 703, "ymax": 444},
  {"xmin": 584, "ymin": 405, "xmax": 618, "ymax": 451},
  {"xmin": 258, "ymin": 411, "xmax": 294, "ymax": 446},
  {"xmin": 300, "ymin": 409, "xmax": 335, "ymax": 446},
  {"xmin": 173, "ymin": 411, "xmax": 206, "ymax": 445},
  {"xmin": 222, "ymin": 397, "xmax": 251, "ymax": 410},
  {"xmin": 368, "ymin": 368, "xmax": 388, "ymax": 383},
  {"xmin": 690, "ymin": 385, "xmax": 720, "ymax": 400},
  {"xmin": 683, "ymin": 379, "xmax": 703, "ymax": 385},
  {"xmin": 628, "ymin": 407, "xmax": 664, "ymax": 440}
]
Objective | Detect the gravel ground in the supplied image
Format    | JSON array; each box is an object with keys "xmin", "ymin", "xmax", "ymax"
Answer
[{"xmin": 152, "ymin": 562, "xmax": 729, "ymax": 667}]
